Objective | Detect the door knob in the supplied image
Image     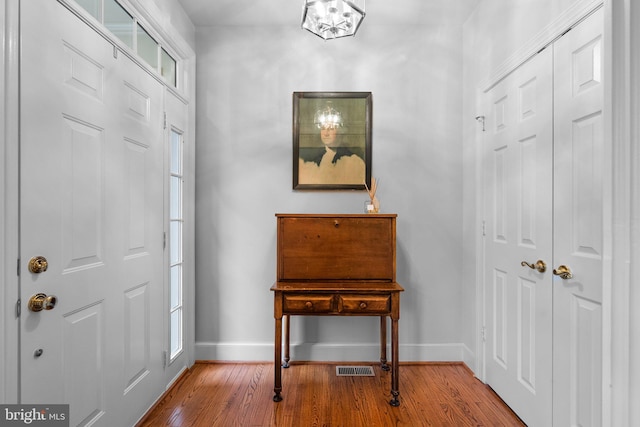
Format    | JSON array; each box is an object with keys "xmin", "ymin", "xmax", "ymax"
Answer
[
  {"xmin": 521, "ymin": 260, "xmax": 547, "ymax": 273},
  {"xmin": 28, "ymin": 293, "xmax": 57, "ymax": 312},
  {"xmin": 552, "ymin": 265, "xmax": 573, "ymax": 280},
  {"xmin": 28, "ymin": 256, "xmax": 48, "ymax": 274}
]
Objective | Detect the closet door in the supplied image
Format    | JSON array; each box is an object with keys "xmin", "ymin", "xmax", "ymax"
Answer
[
  {"xmin": 482, "ymin": 47, "xmax": 554, "ymax": 427},
  {"xmin": 482, "ymin": 7, "xmax": 605, "ymax": 426},
  {"xmin": 553, "ymin": 7, "xmax": 604, "ymax": 426}
]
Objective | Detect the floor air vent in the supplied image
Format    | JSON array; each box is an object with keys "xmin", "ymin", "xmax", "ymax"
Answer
[{"xmin": 336, "ymin": 366, "xmax": 375, "ymax": 377}]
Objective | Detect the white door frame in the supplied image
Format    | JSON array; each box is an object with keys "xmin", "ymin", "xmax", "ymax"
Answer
[
  {"xmin": 1, "ymin": 0, "xmax": 196, "ymax": 405},
  {"xmin": 609, "ymin": 1, "xmax": 636, "ymax": 426},
  {"xmin": 1, "ymin": 0, "xmax": 20, "ymax": 405},
  {"xmin": 475, "ymin": 0, "xmax": 634, "ymax": 425},
  {"xmin": 628, "ymin": 2, "xmax": 640, "ymax": 424}
]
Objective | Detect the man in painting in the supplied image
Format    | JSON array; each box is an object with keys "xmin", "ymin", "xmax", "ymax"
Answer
[{"xmin": 298, "ymin": 106, "xmax": 365, "ymax": 185}]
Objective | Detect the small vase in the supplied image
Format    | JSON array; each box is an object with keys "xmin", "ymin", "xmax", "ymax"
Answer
[{"xmin": 364, "ymin": 199, "xmax": 379, "ymax": 213}]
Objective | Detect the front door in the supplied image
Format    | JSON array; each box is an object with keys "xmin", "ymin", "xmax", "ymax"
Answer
[
  {"xmin": 482, "ymin": 46, "xmax": 554, "ymax": 426},
  {"xmin": 20, "ymin": 2, "xmax": 165, "ymax": 425}
]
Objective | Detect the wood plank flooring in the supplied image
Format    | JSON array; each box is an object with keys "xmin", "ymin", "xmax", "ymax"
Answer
[{"xmin": 137, "ymin": 362, "xmax": 525, "ymax": 427}]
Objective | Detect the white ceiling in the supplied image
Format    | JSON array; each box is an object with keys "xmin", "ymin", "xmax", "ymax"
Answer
[{"xmin": 176, "ymin": 0, "xmax": 480, "ymax": 27}]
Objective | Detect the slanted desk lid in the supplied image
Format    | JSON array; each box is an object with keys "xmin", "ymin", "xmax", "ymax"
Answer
[{"xmin": 276, "ymin": 214, "xmax": 396, "ymax": 281}]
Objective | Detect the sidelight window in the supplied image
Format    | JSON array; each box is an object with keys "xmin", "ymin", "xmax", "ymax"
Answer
[{"xmin": 169, "ymin": 129, "xmax": 184, "ymax": 360}]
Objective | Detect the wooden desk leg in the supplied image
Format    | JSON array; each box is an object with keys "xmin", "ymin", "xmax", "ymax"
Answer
[
  {"xmin": 273, "ymin": 316, "xmax": 283, "ymax": 402},
  {"xmin": 389, "ymin": 317, "xmax": 400, "ymax": 407},
  {"xmin": 283, "ymin": 315, "xmax": 290, "ymax": 368},
  {"xmin": 380, "ymin": 316, "xmax": 389, "ymax": 371}
]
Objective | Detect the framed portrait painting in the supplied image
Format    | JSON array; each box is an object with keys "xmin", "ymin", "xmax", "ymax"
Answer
[{"xmin": 293, "ymin": 92, "xmax": 372, "ymax": 190}]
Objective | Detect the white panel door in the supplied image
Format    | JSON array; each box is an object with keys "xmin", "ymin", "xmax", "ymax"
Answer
[
  {"xmin": 553, "ymin": 8, "xmax": 604, "ymax": 426},
  {"xmin": 483, "ymin": 47, "xmax": 554, "ymax": 427},
  {"xmin": 112, "ymin": 25, "xmax": 166, "ymax": 426},
  {"xmin": 482, "ymin": 8, "xmax": 605, "ymax": 426},
  {"xmin": 20, "ymin": 2, "xmax": 164, "ymax": 426}
]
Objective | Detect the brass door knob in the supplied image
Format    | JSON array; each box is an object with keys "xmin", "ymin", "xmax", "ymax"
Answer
[
  {"xmin": 28, "ymin": 256, "xmax": 48, "ymax": 274},
  {"xmin": 28, "ymin": 293, "xmax": 58, "ymax": 312},
  {"xmin": 552, "ymin": 265, "xmax": 573, "ymax": 280},
  {"xmin": 521, "ymin": 259, "xmax": 547, "ymax": 273}
]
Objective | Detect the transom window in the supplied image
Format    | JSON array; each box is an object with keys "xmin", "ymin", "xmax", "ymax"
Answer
[{"xmin": 74, "ymin": 0, "xmax": 177, "ymax": 87}]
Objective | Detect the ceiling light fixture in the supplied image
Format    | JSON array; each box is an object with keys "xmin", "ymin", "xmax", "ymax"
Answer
[{"xmin": 301, "ymin": 0, "xmax": 366, "ymax": 40}]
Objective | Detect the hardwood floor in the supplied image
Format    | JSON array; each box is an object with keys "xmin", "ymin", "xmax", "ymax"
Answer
[{"xmin": 137, "ymin": 362, "xmax": 525, "ymax": 427}]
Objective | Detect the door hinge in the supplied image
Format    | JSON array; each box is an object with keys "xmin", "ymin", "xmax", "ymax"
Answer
[
  {"xmin": 163, "ymin": 232, "xmax": 167, "ymax": 249},
  {"xmin": 163, "ymin": 112, "xmax": 167, "ymax": 130},
  {"xmin": 163, "ymin": 350, "xmax": 169, "ymax": 367},
  {"xmin": 16, "ymin": 299, "xmax": 21, "ymax": 318},
  {"xmin": 482, "ymin": 221, "xmax": 486, "ymax": 237},
  {"xmin": 17, "ymin": 258, "xmax": 20, "ymax": 276},
  {"xmin": 481, "ymin": 326, "xmax": 486, "ymax": 342}
]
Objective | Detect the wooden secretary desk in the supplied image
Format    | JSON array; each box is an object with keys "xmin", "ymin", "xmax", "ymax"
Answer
[{"xmin": 271, "ymin": 213, "xmax": 404, "ymax": 406}]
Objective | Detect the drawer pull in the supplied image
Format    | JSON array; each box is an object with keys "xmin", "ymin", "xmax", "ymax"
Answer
[
  {"xmin": 359, "ymin": 302, "xmax": 367, "ymax": 309},
  {"xmin": 305, "ymin": 301, "xmax": 313, "ymax": 309}
]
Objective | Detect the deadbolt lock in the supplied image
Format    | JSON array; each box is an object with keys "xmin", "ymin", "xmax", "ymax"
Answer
[
  {"xmin": 28, "ymin": 293, "xmax": 57, "ymax": 312},
  {"xmin": 28, "ymin": 256, "xmax": 48, "ymax": 274}
]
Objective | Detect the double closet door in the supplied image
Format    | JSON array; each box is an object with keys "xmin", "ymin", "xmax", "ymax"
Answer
[{"xmin": 483, "ymin": 7, "xmax": 604, "ymax": 426}]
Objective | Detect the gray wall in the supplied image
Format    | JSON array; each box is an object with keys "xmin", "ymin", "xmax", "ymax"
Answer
[
  {"xmin": 189, "ymin": 0, "xmax": 591, "ymax": 367},
  {"xmin": 194, "ymin": 18, "xmax": 468, "ymax": 361},
  {"xmin": 150, "ymin": 0, "xmax": 196, "ymax": 51}
]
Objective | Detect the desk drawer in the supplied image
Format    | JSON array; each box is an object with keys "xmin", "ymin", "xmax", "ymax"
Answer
[
  {"xmin": 283, "ymin": 294, "xmax": 334, "ymax": 313},
  {"xmin": 339, "ymin": 294, "xmax": 391, "ymax": 314}
]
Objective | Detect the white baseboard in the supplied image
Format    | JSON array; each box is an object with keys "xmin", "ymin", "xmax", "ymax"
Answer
[{"xmin": 195, "ymin": 341, "xmax": 475, "ymax": 364}]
